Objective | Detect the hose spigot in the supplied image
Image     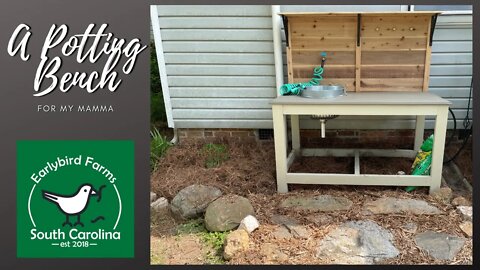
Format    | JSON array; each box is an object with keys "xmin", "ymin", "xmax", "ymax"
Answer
[{"xmin": 321, "ymin": 52, "xmax": 327, "ymax": 68}]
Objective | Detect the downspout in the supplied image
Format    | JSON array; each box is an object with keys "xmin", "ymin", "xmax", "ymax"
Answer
[
  {"xmin": 150, "ymin": 6, "xmax": 178, "ymax": 144},
  {"xmin": 271, "ymin": 5, "xmax": 284, "ymax": 95}
]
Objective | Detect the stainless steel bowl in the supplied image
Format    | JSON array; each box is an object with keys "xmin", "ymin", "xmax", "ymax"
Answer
[{"xmin": 300, "ymin": 85, "xmax": 346, "ymax": 99}]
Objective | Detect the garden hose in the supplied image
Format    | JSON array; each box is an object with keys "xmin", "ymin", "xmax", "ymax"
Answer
[{"xmin": 279, "ymin": 66, "xmax": 324, "ymax": 96}]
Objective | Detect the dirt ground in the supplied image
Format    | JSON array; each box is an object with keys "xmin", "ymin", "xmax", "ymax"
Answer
[{"xmin": 150, "ymin": 140, "xmax": 473, "ymax": 265}]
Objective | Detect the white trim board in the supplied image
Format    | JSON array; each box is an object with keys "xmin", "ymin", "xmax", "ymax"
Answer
[{"xmin": 150, "ymin": 6, "xmax": 174, "ymax": 128}]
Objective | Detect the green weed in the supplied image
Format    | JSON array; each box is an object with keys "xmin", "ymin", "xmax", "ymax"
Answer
[{"xmin": 202, "ymin": 143, "xmax": 229, "ymax": 168}]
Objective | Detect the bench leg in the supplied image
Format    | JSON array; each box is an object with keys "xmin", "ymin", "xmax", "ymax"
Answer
[
  {"xmin": 414, "ymin": 115, "xmax": 426, "ymax": 151},
  {"xmin": 429, "ymin": 107, "xmax": 448, "ymax": 194},
  {"xmin": 291, "ymin": 115, "xmax": 300, "ymax": 153},
  {"xmin": 273, "ymin": 105, "xmax": 288, "ymax": 193}
]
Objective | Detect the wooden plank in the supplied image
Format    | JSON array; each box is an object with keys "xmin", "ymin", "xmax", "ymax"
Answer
[
  {"xmin": 157, "ymin": 5, "xmax": 271, "ymax": 16},
  {"xmin": 162, "ymin": 41, "xmax": 275, "ymax": 53},
  {"xmin": 290, "ymin": 36, "xmax": 356, "ymax": 51},
  {"xmin": 361, "ymin": 65, "xmax": 424, "ymax": 78},
  {"xmin": 285, "ymin": 173, "xmax": 431, "ymax": 187},
  {"xmin": 354, "ymin": 150, "xmax": 360, "ymax": 175},
  {"xmin": 293, "ymin": 78, "xmax": 355, "ymax": 91},
  {"xmin": 423, "ymin": 16, "xmax": 433, "ymax": 91},
  {"xmin": 164, "ymin": 53, "xmax": 275, "ymax": 64},
  {"xmin": 158, "ymin": 17, "xmax": 272, "ymax": 28},
  {"xmin": 160, "ymin": 29, "xmax": 274, "ymax": 41},
  {"xmin": 289, "ymin": 15, "xmax": 357, "ymax": 38},
  {"xmin": 355, "ymin": 46, "xmax": 361, "ymax": 91},
  {"xmin": 361, "ymin": 15, "xmax": 430, "ymax": 37},
  {"xmin": 291, "ymin": 51, "xmax": 355, "ymax": 65},
  {"xmin": 287, "ymin": 47, "xmax": 293, "ymax": 82},
  {"xmin": 169, "ymin": 87, "xmax": 276, "ymax": 98},
  {"xmin": 302, "ymin": 148, "xmax": 417, "ymax": 158},
  {"xmin": 362, "ymin": 37, "xmax": 427, "ymax": 51},
  {"xmin": 362, "ymin": 51, "xmax": 425, "ymax": 65},
  {"xmin": 168, "ymin": 76, "xmax": 275, "ymax": 87},
  {"xmin": 360, "ymin": 78, "xmax": 423, "ymax": 91},
  {"xmin": 172, "ymin": 109, "xmax": 272, "ymax": 119},
  {"xmin": 298, "ymin": 119, "xmax": 460, "ymax": 130},
  {"xmin": 166, "ymin": 64, "xmax": 275, "ymax": 76},
  {"xmin": 293, "ymin": 65, "xmax": 355, "ymax": 78}
]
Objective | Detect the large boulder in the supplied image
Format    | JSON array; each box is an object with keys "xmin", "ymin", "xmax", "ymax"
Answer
[
  {"xmin": 204, "ymin": 194, "xmax": 255, "ymax": 232},
  {"xmin": 170, "ymin": 184, "xmax": 222, "ymax": 219}
]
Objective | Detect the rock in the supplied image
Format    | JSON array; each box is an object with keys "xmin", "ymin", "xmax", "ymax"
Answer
[
  {"xmin": 204, "ymin": 194, "xmax": 255, "ymax": 232},
  {"xmin": 316, "ymin": 220, "xmax": 399, "ymax": 264},
  {"xmin": 270, "ymin": 215, "xmax": 309, "ymax": 239},
  {"xmin": 280, "ymin": 195, "xmax": 353, "ymax": 212},
  {"xmin": 170, "ymin": 185, "xmax": 222, "ymax": 219},
  {"xmin": 272, "ymin": 225, "xmax": 293, "ymax": 239},
  {"xmin": 150, "ymin": 192, "xmax": 158, "ymax": 203},
  {"xmin": 286, "ymin": 224, "xmax": 310, "ymax": 239},
  {"xmin": 261, "ymin": 243, "xmax": 288, "ymax": 263},
  {"xmin": 223, "ymin": 229, "xmax": 249, "ymax": 260},
  {"xmin": 430, "ymin": 187, "xmax": 452, "ymax": 204},
  {"xmin": 271, "ymin": 215, "xmax": 299, "ymax": 226},
  {"xmin": 397, "ymin": 171, "xmax": 405, "ymax": 175},
  {"xmin": 151, "ymin": 197, "xmax": 169, "ymax": 214},
  {"xmin": 452, "ymin": 196, "xmax": 470, "ymax": 206},
  {"xmin": 459, "ymin": 221, "xmax": 473, "ymax": 237},
  {"xmin": 364, "ymin": 197, "xmax": 442, "ymax": 215},
  {"xmin": 400, "ymin": 222, "xmax": 418, "ymax": 234},
  {"xmin": 306, "ymin": 214, "xmax": 333, "ymax": 226},
  {"xmin": 456, "ymin": 206, "xmax": 472, "ymax": 221},
  {"xmin": 415, "ymin": 231, "xmax": 466, "ymax": 260},
  {"xmin": 238, "ymin": 215, "xmax": 259, "ymax": 234}
]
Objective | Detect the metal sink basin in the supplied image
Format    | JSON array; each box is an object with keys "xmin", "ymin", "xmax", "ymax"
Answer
[{"xmin": 300, "ymin": 85, "xmax": 346, "ymax": 99}]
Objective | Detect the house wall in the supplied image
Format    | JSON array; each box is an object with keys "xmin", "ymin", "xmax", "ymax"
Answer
[{"xmin": 152, "ymin": 5, "xmax": 472, "ymax": 130}]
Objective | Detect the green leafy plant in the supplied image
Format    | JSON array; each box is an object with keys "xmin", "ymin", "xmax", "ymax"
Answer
[
  {"xmin": 175, "ymin": 219, "xmax": 207, "ymax": 235},
  {"xmin": 150, "ymin": 127, "xmax": 171, "ymax": 170},
  {"xmin": 202, "ymin": 143, "xmax": 229, "ymax": 168}
]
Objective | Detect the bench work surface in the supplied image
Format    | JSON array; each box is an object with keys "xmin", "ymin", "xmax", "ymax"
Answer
[{"xmin": 271, "ymin": 92, "xmax": 451, "ymax": 106}]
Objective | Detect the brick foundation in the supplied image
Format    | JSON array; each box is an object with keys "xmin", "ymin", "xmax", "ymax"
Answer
[{"xmin": 178, "ymin": 128, "xmax": 454, "ymax": 148}]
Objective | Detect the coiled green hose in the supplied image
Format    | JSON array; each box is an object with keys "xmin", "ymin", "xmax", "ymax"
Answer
[{"xmin": 279, "ymin": 66, "xmax": 324, "ymax": 96}]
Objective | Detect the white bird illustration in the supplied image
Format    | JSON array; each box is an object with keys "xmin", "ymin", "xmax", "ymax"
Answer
[{"xmin": 43, "ymin": 184, "xmax": 97, "ymax": 227}]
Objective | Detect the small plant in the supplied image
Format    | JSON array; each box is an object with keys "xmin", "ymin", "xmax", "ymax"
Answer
[
  {"xmin": 175, "ymin": 219, "xmax": 207, "ymax": 235},
  {"xmin": 202, "ymin": 143, "xmax": 229, "ymax": 168},
  {"xmin": 201, "ymin": 231, "xmax": 229, "ymax": 264},
  {"xmin": 150, "ymin": 127, "xmax": 171, "ymax": 170},
  {"xmin": 174, "ymin": 218, "xmax": 228, "ymax": 264}
]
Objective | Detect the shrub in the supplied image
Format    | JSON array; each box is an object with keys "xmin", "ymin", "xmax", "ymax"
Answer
[{"xmin": 150, "ymin": 127, "xmax": 171, "ymax": 170}]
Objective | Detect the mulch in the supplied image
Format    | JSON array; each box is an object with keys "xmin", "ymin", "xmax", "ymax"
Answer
[{"xmin": 150, "ymin": 140, "xmax": 472, "ymax": 265}]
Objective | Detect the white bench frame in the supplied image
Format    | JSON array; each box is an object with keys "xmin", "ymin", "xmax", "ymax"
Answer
[{"xmin": 272, "ymin": 98, "xmax": 449, "ymax": 194}]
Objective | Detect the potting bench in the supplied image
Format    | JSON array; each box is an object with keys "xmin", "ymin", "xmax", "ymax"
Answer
[
  {"xmin": 272, "ymin": 11, "xmax": 450, "ymax": 194},
  {"xmin": 271, "ymin": 92, "xmax": 450, "ymax": 194}
]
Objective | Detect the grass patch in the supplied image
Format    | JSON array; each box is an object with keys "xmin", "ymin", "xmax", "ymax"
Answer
[
  {"xmin": 202, "ymin": 143, "xmax": 229, "ymax": 168},
  {"xmin": 150, "ymin": 127, "xmax": 171, "ymax": 170}
]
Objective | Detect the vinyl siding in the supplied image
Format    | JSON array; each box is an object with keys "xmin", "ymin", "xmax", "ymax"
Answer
[{"xmin": 153, "ymin": 5, "xmax": 472, "ymax": 129}]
